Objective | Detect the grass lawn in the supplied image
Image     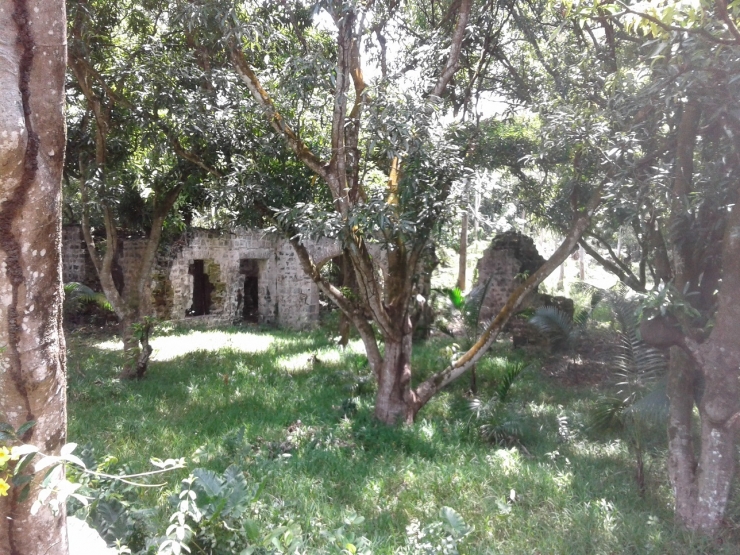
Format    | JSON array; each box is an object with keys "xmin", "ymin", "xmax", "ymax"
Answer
[{"xmin": 66, "ymin": 324, "xmax": 740, "ymax": 554}]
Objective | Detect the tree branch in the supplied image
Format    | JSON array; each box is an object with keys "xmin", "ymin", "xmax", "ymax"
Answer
[
  {"xmin": 69, "ymin": 53, "xmax": 223, "ymax": 179},
  {"xmin": 611, "ymin": 3, "xmax": 738, "ymax": 46},
  {"xmin": 431, "ymin": 0, "xmax": 472, "ymax": 98},
  {"xmin": 229, "ymin": 42, "xmax": 328, "ymax": 181},
  {"xmin": 579, "ymin": 236, "xmax": 645, "ymax": 292},
  {"xmin": 288, "ymin": 237, "xmax": 383, "ymax": 374},
  {"xmin": 413, "ymin": 187, "xmax": 603, "ymax": 406}
]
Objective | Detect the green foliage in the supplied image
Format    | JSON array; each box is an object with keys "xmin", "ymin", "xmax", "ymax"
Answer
[
  {"xmin": 64, "ymin": 282, "xmax": 114, "ymax": 314},
  {"xmin": 636, "ymin": 284, "xmax": 703, "ymax": 326},
  {"xmin": 403, "ymin": 506, "xmax": 473, "ymax": 555},
  {"xmin": 469, "ymin": 362, "xmax": 526, "ymax": 445},
  {"xmin": 528, "ymin": 306, "xmax": 581, "ymax": 350},
  {"xmin": 576, "ymin": 284, "xmax": 668, "ymax": 494}
]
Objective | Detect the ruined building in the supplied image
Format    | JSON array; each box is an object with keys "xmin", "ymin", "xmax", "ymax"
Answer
[{"xmin": 62, "ymin": 226, "xmax": 343, "ymax": 330}]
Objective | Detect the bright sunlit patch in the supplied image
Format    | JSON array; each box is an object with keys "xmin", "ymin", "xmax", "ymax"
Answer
[
  {"xmin": 93, "ymin": 330, "xmax": 275, "ymax": 361},
  {"xmin": 276, "ymin": 339, "xmax": 366, "ymax": 373},
  {"xmin": 486, "ymin": 447, "xmax": 522, "ymax": 477}
]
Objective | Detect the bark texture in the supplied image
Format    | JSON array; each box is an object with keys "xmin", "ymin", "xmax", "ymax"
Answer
[{"xmin": 0, "ymin": 1, "xmax": 69, "ymax": 553}]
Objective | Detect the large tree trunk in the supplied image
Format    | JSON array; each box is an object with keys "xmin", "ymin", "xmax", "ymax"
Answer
[
  {"xmin": 659, "ymin": 98, "xmax": 740, "ymax": 534},
  {"xmin": 0, "ymin": 1, "xmax": 69, "ymax": 554},
  {"xmin": 668, "ymin": 197, "xmax": 740, "ymax": 533},
  {"xmin": 374, "ymin": 333, "xmax": 417, "ymax": 425}
]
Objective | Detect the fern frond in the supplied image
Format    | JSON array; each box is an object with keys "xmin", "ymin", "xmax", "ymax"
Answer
[{"xmin": 64, "ymin": 282, "xmax": 113, "ymax": 312}]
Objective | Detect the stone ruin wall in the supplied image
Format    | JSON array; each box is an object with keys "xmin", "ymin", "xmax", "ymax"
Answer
[
  {"xmin": 61, "ymin": 226, "xmax": 344, "ymax": 330},
  {"xmin": 471, "ymin": 230, "xmax": 547, "ymax": 323},
  {"xmin": 62, "ymin": 226, "xmax": 97, "ymax": 288},
  {"xmin": 469, "ymin": 229, "xmax": 575, "ymax": 348}
]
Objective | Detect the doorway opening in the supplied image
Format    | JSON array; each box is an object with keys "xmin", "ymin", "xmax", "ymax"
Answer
[
  {"xmin": 187, "ymin": 259, "xmax": 212, "ymax": 316},
  {"xmin": 240, "ymin": 259, "xmax": 260, "ymax": 322}
]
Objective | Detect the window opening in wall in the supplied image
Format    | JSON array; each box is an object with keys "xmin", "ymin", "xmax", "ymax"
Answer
[
  {"xmin": 239, "ymin": 259, "xmax": 260, "ymax": 323},
  {"xmin": 187, "ymin": 259, "xmax": 212, "ymax": 316}
]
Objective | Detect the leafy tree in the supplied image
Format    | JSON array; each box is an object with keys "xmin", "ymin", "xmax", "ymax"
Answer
[
  {"xmin": 66, "ymin": 0, "xmax": 228, "ymax": 377},
  {"xmin": 170, "ymin": 0, "xmax": 603, "ymax": 424},
  {"xmin": 0, "ymin": 1, "xmax": 69, "ymax": 554},
  {"xmin": 540, "ymin": 0, "xmax": 740, "ymax": 533}
]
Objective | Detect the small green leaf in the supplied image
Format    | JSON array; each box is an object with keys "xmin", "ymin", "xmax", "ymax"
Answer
[
  {"xmin": 17, "ymin": 483, "xmax": 31, "ymax": 503},
  {"xmin": 15, "ymin": 420, "xmax": 36, "ymax": 437}
]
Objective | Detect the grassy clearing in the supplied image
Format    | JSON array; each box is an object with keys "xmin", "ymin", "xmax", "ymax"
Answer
[{"xmin": 67, "ymin": 324, "xmax": 739, "ymax": 554}]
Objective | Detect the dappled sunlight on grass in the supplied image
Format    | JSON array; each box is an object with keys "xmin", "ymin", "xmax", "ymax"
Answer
[
  {"xmin": 276, "ymin": 339, "xmax": 365, "ymax": 372},
  {"xmin": 94, "ymin": 329, "xmax": 277, "ymax": 360},
  {"xmin": 65, "ymin": 325, "xmax": 740, "ymax": 555}
]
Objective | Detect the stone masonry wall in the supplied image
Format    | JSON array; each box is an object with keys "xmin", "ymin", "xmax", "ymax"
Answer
[
  {"xmin": 471, "ymin": 230, "xmax": 546, "ymax": 323},
  {"xmin": 62, "ymin": 226, "xmax": 96, "ymax": 287},
  {"xmin": 62, "ymin": 226, "xmax": 344, "ymax": 330}
]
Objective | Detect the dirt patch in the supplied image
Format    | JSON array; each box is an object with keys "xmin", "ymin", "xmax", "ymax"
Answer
[{"xmin": 538, "ymin": 329, "xmax": 619, "ymax": 387}]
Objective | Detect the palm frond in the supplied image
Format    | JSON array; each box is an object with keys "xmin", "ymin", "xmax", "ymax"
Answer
[
  {"xmin": 64, "ymin": 282, "xmax": 113, "ymax": 312},
  {"xmin": 625, "ymin": 378, "xmax": 669, "ymax": 423},
  {"xmin": 529, "ymin": 306, "xmax": 574, "ymax": 345},
  {"xmin": 442, "ymin": 287, "xmax": 464, "ymax": 310},
  {"xmin": 497, "ymin": 362, "xmax": 524, "ymax": 403},
  {"xmin": 590, "ymin": 396, "xmax": 628, "ymax": 434},
  {"xmin": 612, "ymin": 330, "xmax": 667, "ymax": 401}
]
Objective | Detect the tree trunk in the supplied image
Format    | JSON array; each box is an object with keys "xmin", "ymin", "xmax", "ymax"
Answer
[
  {"xmin": 556, "ymin": 262, "xmax": 565, "ymax": 291},
  {"xmin": 374, "ymin": 333, "xmax": 417, "ymax": 425},
  {"xmin": 668, "ymin": 197, "xmax": 740, "ymax": 533},
  {"xmin": 666, "ymin": 347, "xmax": 699, "ymax": 524},
  {"xmin": 338, "ymin": 253, "xmax": 355, "ymax": 347},
  {"xmin": 578, "ymin": 243, "xmax": 586, "ymax": 280},
  {"xmin": 0, "ymin": 1, "xmax": 69, "ymax": 554},
  {"xmin": 457, "ymin": 211, "xmax": 468, "ymax": 290}
]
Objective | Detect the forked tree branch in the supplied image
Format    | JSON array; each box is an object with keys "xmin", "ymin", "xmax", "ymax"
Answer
[{"xmin": 288, "ymin": 237, "xmax": 383, "ymax": 373}]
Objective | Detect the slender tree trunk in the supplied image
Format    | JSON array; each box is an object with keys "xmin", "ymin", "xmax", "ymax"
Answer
[
  {"xmin": 338, "ymin": 253, "xmax": 354, "ymax": 347},
  {"xmin": 578, "ymin": 243, "xmax": 586, "ymax": 280},
  {"xmin": 666, "ymin": 347, "xmax": 699, "ymax": 523},
  {"xmin": 0, "ymin": 1, "xmax": 69, "ymax": 554},
  {"xmin": 457, "ymin": 211, "xmax": 468, "ymax": 291},
  {"xmin": 473, "ymin": 188, "xmax": 481, "ymax": 241},
  {"xmin": 556, "ymin": 262, "xmax": 565, "ymax": 291}
]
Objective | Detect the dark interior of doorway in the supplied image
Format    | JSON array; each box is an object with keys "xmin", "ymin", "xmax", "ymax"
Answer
[
  {"xmin": 187, "ymin": 259, "xmax": 212, "ymax": 316},
  {"xmin": 240, "ymin": 259, "xmax": 259, "ymax": 323}
]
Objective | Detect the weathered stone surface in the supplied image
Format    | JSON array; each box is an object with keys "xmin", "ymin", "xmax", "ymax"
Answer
[{"xmin": 470, "ymin": 230, "xmax": 546, "ymax": 324}]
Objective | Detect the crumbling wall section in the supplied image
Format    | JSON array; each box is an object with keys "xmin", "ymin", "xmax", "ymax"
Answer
[
  {"xmin": 62, "ymin": 225, "xmax": 96, "ymax": 287},
  {"xmin": 168, "ymin": 230, "xmax": 279, "ymax": 325},
  {"xmin": 61, "ymin": 227, "xmax": 346, "ymax": 330},
  {"xmin": 471, "ymin": 230, "xmax": 546, "ymax": 323}
]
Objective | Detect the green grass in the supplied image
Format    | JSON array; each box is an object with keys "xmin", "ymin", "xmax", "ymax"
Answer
[{"xmin": 67, "ymin": 324, "xmax": 740, "ymax": 554}]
